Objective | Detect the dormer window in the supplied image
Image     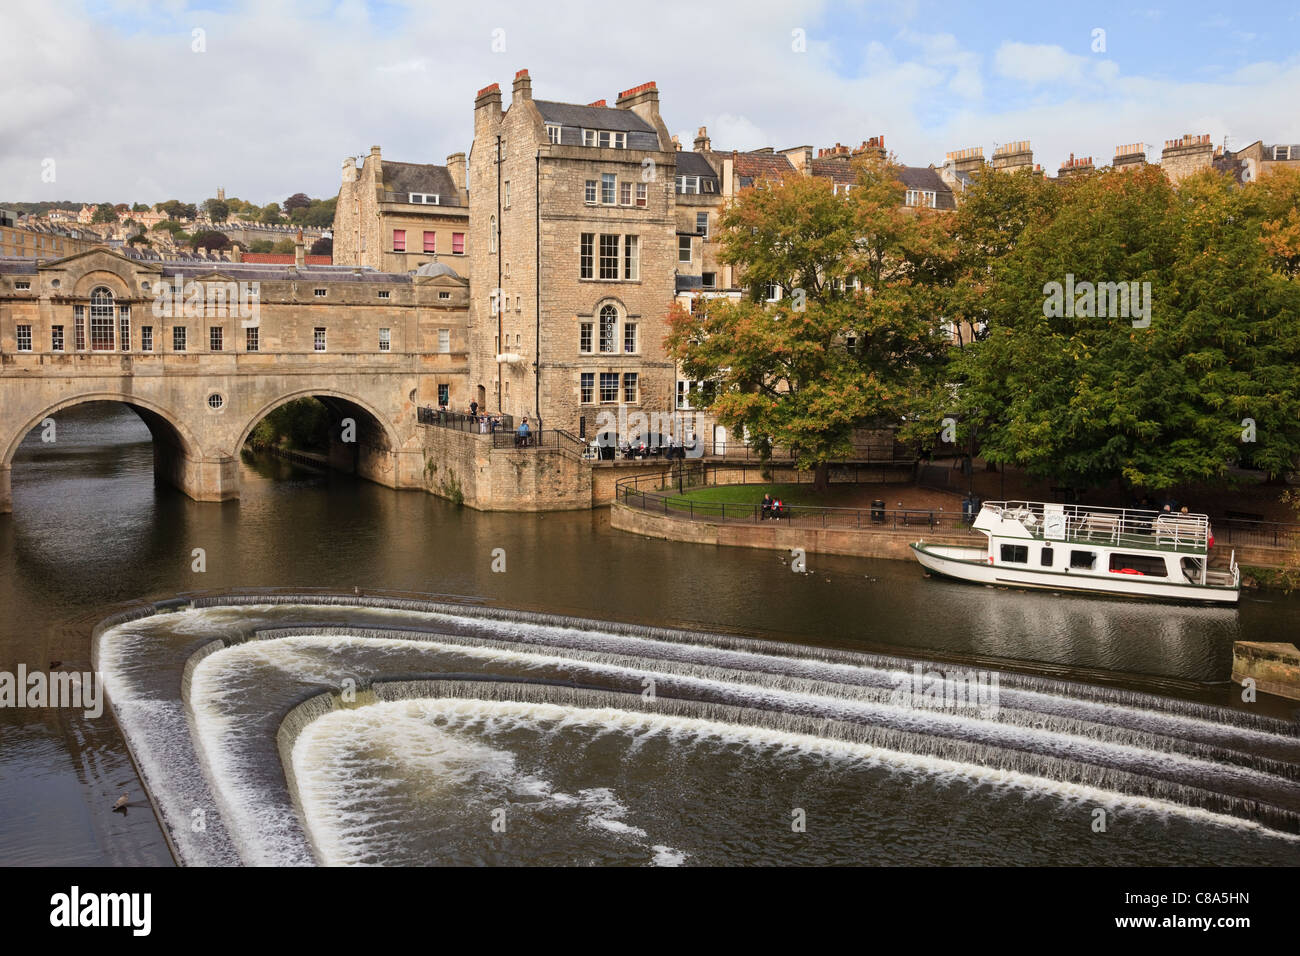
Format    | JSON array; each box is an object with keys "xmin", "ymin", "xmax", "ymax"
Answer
[
  {"xmin": 905, "ymin": 189, "xmax": 937, "ymax": 208},
  {"xmin": 582, "ymin": 130, "xmax": 627, "ymax": 149},
  {"xmin": 546, "ymin": 124, "xmax": 562, "ymax": 144},
  {"xmin": 408, "ymin": 193, "xmax": 440, "ymax": 205},
  {"xmin": 675, "ymin": 176, "xmax": 700, "ymax": 194}
]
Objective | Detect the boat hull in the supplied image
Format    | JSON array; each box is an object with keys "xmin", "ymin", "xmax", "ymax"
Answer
[{"xmin": 910, "ymin": 542, "xmax": 1240, "ymax": 605}]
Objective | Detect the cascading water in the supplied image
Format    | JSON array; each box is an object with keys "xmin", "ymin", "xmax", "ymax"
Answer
[{"xmin": 94, "ymin": 595, "xmax": 1300, "ymax": 866}]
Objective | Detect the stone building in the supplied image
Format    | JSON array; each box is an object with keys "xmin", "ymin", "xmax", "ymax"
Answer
[
  {"xmin": 990, "ymin": 140, "xmax": 1034, "ymax": 174},
  {"xmin": 0, "ymin": 246, "xmax": 470, "ymax": 411},
  {"xmin": 1218, "ymin": 140, "xmax": 1300, "ymax": 183},
  {"xmin": 1160, "ymin": 134, "xmax": 1216, "ymax": 183},
  {"xmin": 1111, "ymin": 143, "xmax": 1148, "ymax": 173},
  {"xmin": 467, "ymin": 70, "xmax": 678, "ymax": 440},
  {"xmin": 333, "ymin": 145, "xmax": 469, "ymax": 274},
  {"xmin": 0, "ymin": 215, "xmax": 101, "ymax": 259},
  {"xmin": 1058, "ymin": 153, "xmax": 1096, "ymax": 178}
]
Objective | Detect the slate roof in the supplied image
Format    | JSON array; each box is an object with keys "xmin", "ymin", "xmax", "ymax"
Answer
[
  {"xmin": 380, "ymin": 161, "xmax": 463, "ymax": 206},
  {"xmin": 898, "ymin": 166, "xmax": 957, "ymax": 210},
  {"xmin": 534, "ymin": 100, "xmax": 655, "ymax": 133},
  {"xmin": 675, "ymin": 151, "xmax": 719, "ymax": 181}
]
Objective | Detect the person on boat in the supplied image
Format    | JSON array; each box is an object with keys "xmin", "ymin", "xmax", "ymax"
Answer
[{"xmin": 761, "ymin": 494, "xmax": 773, "ymax": 519}]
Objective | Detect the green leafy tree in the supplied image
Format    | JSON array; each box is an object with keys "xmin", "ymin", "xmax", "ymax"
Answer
[
  {"xmin": 203, "ymin": 198, "xmax": 230, "ymax": 223},
  {"xmin": 667, "ymin": 161, "xmax": 950, "ymax": 490},
  {"xmin": 271, "ymin": 238, "xmax": 296, "ymax": 254},
  {"xmin": 249, "ymin": 239, "xmax": 274, "ymax": 253},
  {"xmin": 952, "ymin": 165, "xmax": 1300, "ymax": 490},
  {"xmin": 310, "ymin": 237, "xmax": 332, "ymax": 256},
  {"xmin": 259, "ymin": 202, "xmax": 284, "ymax": 224},
  {"xmin": 91, "ymin": 203, "xmax": 118, "ymax": 223}
]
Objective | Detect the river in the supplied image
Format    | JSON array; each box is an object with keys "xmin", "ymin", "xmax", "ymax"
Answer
[{"xmin": 2, "ymin": 402, "xmax": 1297, "ymax": 866}]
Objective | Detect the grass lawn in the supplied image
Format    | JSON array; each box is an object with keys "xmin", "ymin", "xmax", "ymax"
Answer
[{"xmin": 639, "ymin": 482, "xmax": 889, "ymax": 519}]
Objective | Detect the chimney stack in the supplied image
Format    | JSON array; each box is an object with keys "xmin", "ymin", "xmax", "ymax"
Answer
[
  {"xmin": 230, "ymin": 244, "xmax": 242, "ymax": 263},
  {"xmin": 511, "ymin": 68, "xmax": 532, "ymax": 104},
  {"xmin": 294, "ymin": 228, "xmax": 305, "ymax": 267},
  {"xmin": 342, "ymin": 156, "xmax": 358, "ymax": 184},
  {"xmin": 694, "ymin": 126, "xmax": 711, "ymax": 151},
  {"xmin": 447, "ymin": 152, "xmax": 467, "ymax": 199}
]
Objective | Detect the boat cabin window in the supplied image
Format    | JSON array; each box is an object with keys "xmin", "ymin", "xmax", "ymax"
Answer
[
  {"xmin": 1040, "ymin": 546, "xmax": 1054, "ymax": 567},
  {"xmin": 1180, "ymin": 557, "xmax": 1204, "ymax": 583},
  {"xmin": 1000, "ymin": 544, "xmax": 1029, "ymax": 564},
  {"xmin": 1108, "ymin": 553, "xmax": 1168, "ymax": 577},
  {"xmin": 1069, "ymin": 550, "xmax": 1096, "ymax": 570}
]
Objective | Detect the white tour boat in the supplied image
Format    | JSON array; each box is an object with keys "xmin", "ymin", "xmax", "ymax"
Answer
[{"xmin": 911, "ymin": 500, "xmax": 1240, "ymax": 604}]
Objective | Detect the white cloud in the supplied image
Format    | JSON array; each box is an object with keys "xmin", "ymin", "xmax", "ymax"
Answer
[
  {"xmin": 0, "ymin": 0, "xmax": 1295, "ymax": 208},
  {"xmin": 993, "ymin": 42, "xmax": 1090, "ymax": 86}
]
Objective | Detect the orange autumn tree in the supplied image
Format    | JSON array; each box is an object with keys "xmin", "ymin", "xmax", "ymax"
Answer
[{"xmin": 666, "ymin": 160, "xmax": 950, "ymax": 490}]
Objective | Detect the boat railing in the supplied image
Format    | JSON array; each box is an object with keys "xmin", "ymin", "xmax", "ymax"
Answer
[{"xmin": 981, "ymin": 500, "xmax": 1211, "ymax": 552}]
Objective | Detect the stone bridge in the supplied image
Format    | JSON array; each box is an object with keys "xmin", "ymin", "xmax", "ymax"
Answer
[
  {"xmin": 0, "ymin": 247, "xmax": 472, "ymax": 513},
  {"xmin": 0, "ymin": 352, "xmax": 430, "ymax": 513}
]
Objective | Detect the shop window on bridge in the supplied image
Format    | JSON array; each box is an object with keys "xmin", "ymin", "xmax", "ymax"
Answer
[
  {"xmin": 90, "ymin": 287, "xmax": 115, "ymax": 350},
  {"xmin": 74, "ymin": 306, "xmax": 86, "ymax": 350},
  {"xmin": 379, "ymin": 328, "xmax": 391, "ymax": 352},
  {"xmin": 16, "ymin": 325, "xmax": 31, "ymax": 351},
  {"xmin": 210, "ymin": 327, "xmax": 223, "ymax": 351},
  {"xmin": 119, "ymin": 306, "xmax": 131, "ymax": 352},
  {"xmin": 1000, "ymin": 544, "xmax": 1028, "ymax": 563},
  {"xmin": 141, "ymin": 326, "xmax": 153, "ymax": 351},
  {"xmin": 245, "ymin": 327, "xmax": 257, "ymax": 352},
  {"xmin": 51, "ymin": 325, "xmax": 64, "ymax": 351},
  {"xmin": 173, "ymin": 327, "xmax": 187, "ymax": 351},
  {"xmin": 438, "ymin": 384, "xmax": 449, "ymax": 407},
  {"xmin": 314, "ymin": 328, "xmax": 327, "ymax": 351}
]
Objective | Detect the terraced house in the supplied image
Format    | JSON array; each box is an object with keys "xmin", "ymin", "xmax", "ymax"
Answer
[{"xmin": 334, "ymin": 144, "xmax": 470, "ymax": 274}]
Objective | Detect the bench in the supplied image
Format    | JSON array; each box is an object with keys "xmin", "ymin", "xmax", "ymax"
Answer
[
  {"xmin": 1077, "ymin": 513, "xmax": 1118, "ymax": 539},
  {"xmin": 901, "ymin": 510, "xmax": 934, "ymax": 527}
]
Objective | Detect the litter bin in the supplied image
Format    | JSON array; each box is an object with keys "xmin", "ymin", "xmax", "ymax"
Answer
[{"xmin": 871, "ymin": 499, "xmax": 886, "ymax": 524}]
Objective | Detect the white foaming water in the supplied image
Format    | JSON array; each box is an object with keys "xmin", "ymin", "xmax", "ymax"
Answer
[
  {"xmin": 99, "ymin": 603, "xmax": 1300, "ymax": 866},
  {"xmin": 292, "ymin": 696, "xmax": 1295, "ymax": 869},
  {"xmin": 344, "ymin": 605, "xmax": 1298, "ymax": 750},
  {"xmin": 293, "ymin": 700, "xmax": 675, "ymax": 865}
]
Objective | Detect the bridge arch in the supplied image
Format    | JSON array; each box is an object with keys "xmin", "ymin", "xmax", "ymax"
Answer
[
  {"xmin": 1, "ymin": 392, "xmax": 208, "ymax": 515},
  {"xmin": 2, "ymin": 392, "xmax": 202, "ymax": 468},
  {"xmin": 235, "ymin": 387, "xmax": 400, "ymax": 453}
]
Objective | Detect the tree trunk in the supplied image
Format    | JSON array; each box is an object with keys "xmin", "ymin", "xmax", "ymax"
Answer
[{"xmin": 813, "ymin": 460, "xmax": 831, "ymax": 492}]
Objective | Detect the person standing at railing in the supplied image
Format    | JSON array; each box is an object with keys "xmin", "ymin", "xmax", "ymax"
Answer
[{"xmin": 516, "ymin": 417, "xmax": 531, "ymax": 447}]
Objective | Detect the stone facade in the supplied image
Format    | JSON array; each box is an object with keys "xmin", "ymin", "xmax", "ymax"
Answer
[
  {"xmin": 333, "ymin": 145, "xmax": 470, "ymax": 274},
  {"xmin": 467, "ymin": 71, "xmax": 678, "ymax": 440},
  {"xmin": 0, "ymin": 246, "xmax": 470, "ymax": 512},
  {"xmin": 1159, "ymin": 133, "xmax": 1216, "ymax": 183}
]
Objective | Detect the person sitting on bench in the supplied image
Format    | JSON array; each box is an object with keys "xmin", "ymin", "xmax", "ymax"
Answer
[
  {"xmin": 761, "ymin": 493, "xmax": 773, "ymax": 519},
  {"xmin": 771, "ymin": 498, "xmax": 785, "ymax": 520}
]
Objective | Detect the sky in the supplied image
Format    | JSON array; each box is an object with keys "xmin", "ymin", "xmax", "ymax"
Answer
[{"xmin": 2, "ymin": 0, "xmax": 1298, "ymax": 207}]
